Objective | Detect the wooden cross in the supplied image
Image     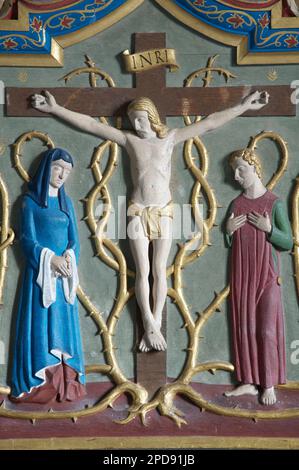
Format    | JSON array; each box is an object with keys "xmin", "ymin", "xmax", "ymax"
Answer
[
  {"xmin": 6, "ymin": 33, "xmax": 294, "ymax": 119},
  {"xmin": 5, "ymin": 33, "xmax": 295, "ymax": 398}
]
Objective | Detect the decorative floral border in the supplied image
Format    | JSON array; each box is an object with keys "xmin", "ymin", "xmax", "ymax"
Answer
[
  {"xmin": 0, "ymin": 1, "xmax": 299, "ymax": 65},
  {"xmin": 0, "ymin": 0, "xmax": 126, "ymax": 54},
  {"xmin": 173, "ymin": 0, "xmax": 299, "ymax": 52}
]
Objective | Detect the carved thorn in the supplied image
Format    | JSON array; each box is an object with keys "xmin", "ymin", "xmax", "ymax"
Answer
[
  {"xmin": 48, "ymin": 408, "xmax": 54, "ymax": 413},
  {"xmin": 172, "ymin": 299, "xmax": 177, "ymax": 304},
  {"xmin": 199, "ymin": 336, "xmax": 204, "ymax": 339},
  {"xmin": 85, "ymin": 55, "xmax": 96, "ymax": 68},
  {"xmin": 102, "ymin": 348, "xmax": 108, "ymax": 353},
  {"xmin": 93, "ymin": 252, "xmax": 102, "ymax": 258},
  {"xmin": 213, "ymin": 224, "xmax": 219, "ymax": 228},
  {"xmin": 200, "ymin": 407, "xmax": 205, "ymax": 413},
  {"xmin": 216, "ymin": 307, "xmax": 222, "ymax": 312},
  {"xmin": 177, "ymin": 242, "xmax": 184, "ymax": 249},
  {"xmin": 294, "ymin": 274, "xmax": 297, "ymax": 278},
  {"xmin": 85, "ymin": 403, "xmax": 91, "ymax": 409},
  {"xmin": 0, "ymin": 400, "xmax": 5, "ymax": 409},
  {"xmin": 30, "ymin": 418, "xmax": 36, "ymax": 425},
  {"xmin": 113, "ymin": 347, "xmax": 118, "ymax": 351},
  {"xmin": 196, "ymin": 311, "xmax": 203, "ymax": 317},
  {"xmin": 72, "ymin": 416, "xmax": 78, "ymax": 424},
  {"xmin": 183, "ymin": 348, "xmax": 193, "ymax": 352},
  {"xmin": 81, "ymin": 216, "xmax": 89, "ymax": 221},
  {"xmin": 207, "ymin": 242, "xmax": 213, "ymax": 246},
  {"xmin": 181, "ymin": 323, "xmax": 189, "ymax": 329},
  {"xmin": 217, "ymin": 205, "xmax": 223, "ymax": 209},
  {"xmin": 252, "ymin": 418, "xmax": 258, "ymax": 423},
  {"xmin": 79, "ymin": 198, "xmax": 88, "ymax": 203},
  {"xmin": 209, "ymin": 368, "xmax": 216, "ymax": 375},
  {"xmin": 214, "ymin": 291, "xmax": 219, "ymax": 297},
  {"xmin": 108, "ymin": 402, "xmax": 114, "ymax": 409}
]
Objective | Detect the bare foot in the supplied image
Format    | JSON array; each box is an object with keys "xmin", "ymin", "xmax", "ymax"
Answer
[
  {"xmin": 148, "ymin": 327, "xmax": 166, "ymax": 351},
  {"xmin": 224, "ymin": 384, "xmax": 258, "ymax": 397},
  {"xmin": 261, "ymin": 387, "xmax": 276, "ymax": 405},
  {"xmin": 139, "ymin": 335, "xmax": 152, "ymax": 352},
  {"xmin": 140, "ymin": 319, "xmax": 166, "ymax": 351}
]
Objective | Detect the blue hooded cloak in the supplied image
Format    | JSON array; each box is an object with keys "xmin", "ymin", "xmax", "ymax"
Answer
[{"xmin": 11, "ymin": 148, "xmax": 86, "ymax": 398}]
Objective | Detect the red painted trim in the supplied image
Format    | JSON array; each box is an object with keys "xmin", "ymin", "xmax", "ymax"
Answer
[
  {"xmin": 20, "ymin": 0, "xmax": 79, "ymax": 11},
  {"xmin": 221, "ymin": 0, "xmax": 280, "ymax": 8}
]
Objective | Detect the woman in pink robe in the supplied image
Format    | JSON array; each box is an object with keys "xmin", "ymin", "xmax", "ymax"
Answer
[{"xmin": 224, "ymin": 149, "xmax": 293, "ymax": 405}]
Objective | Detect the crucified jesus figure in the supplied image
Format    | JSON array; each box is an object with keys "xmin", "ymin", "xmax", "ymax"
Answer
[{"xmin": 31, "ymin": 90, "xmax": 269, "ymax": 352}]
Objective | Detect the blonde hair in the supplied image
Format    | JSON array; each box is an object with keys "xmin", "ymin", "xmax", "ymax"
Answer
[
  {"xmin": 127, "ymin": 97, "xmax": 169, "ymax": 139},
  {"xmin": 228, "ymin": 148, "xmax": 262, "ymax": 180}
]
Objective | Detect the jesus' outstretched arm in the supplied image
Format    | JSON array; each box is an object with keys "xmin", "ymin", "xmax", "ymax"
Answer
[
  {"xmin": 173, "ymin": 91, "xmax": 269, "ymax": 145},
  {"xmin": 31, "ymin": 91, "xmax": 127, "ymax": 147}
]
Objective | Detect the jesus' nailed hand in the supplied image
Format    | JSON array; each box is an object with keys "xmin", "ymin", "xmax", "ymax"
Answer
[{"xmin": 31, "ymin": 90, "xmax": 269, "ymax": 352}]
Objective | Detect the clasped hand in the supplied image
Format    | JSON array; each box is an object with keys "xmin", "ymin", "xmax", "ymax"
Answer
[
  {"xmin": 227, "ymin": 211, "xmax": 272, "ymax": 236},
  {"xmin": 51, "ymin": 253, "xmax": 72, "ymax": 277}
]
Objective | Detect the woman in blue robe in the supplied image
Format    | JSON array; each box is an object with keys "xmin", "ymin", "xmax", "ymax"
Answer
[{"xmin": 11, "ymin": 148, "xmax": 86, "ymax": 403}]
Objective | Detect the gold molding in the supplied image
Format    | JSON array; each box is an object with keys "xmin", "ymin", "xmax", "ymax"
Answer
[
  {"xmin": 0, "ymin": 38, "xmax": 64, "ymax": 67},
  {"xmin": 0, "ymin": 435, "xmax": 299, "ymax": 450},
  {"xmin": 0, "ymin": 0, "xmax": 144, "ymax": 67},
  {"xmin": 154, "ymin": 0, "xmax": 299, "ymax": 65}
]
